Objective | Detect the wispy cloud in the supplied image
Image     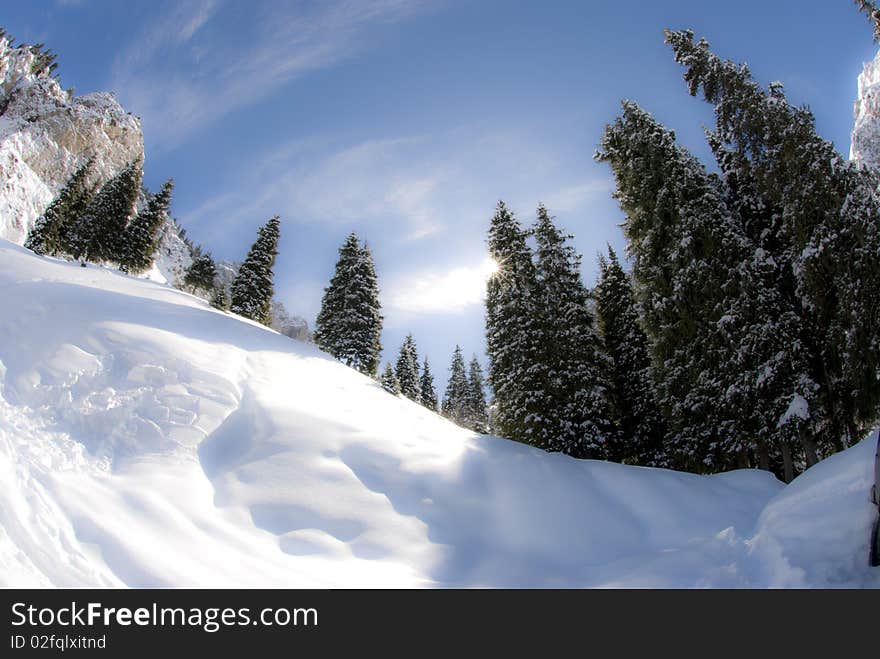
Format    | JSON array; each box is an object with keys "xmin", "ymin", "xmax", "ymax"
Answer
[
  {"xmin": 183, "ymin": 135, "xmax": 450, "ymax": 243},
  {"xmin": 110, "ymin": 0, "xmax": 438, "ymax": 150},
  {"xmin": 542, "ymin": 179, "xmax": 614, "ymax": 214},
  {"xmin": 178, "ymin": 121, "xmax": 617, "ymax": 255},
  {"xmin": 386, "ymin": 259, "xmax": 497, "ymax": 314}
]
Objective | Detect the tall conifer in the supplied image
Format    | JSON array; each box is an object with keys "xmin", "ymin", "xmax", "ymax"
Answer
[
  {"xmin": 229, "ymin": 215, "xmax": 281, "ymax": 325},
  {"xmin": 25, "ymin": 159, "xmax": 93, "ymax": 256},
  {"xmin": 595, "ymin": 246, "xmax": 667, "ymax": 466},
  {"xmin": 442, "ymin": 346, "xmax": 469, "ymax": 426},
  {"xmin": 395, "ymin": 334, "xmax": 421, "ymax": 402},
  {"xmin": 532, "ymin": 205, "xmax": 611, "ymax": 458},
  {"xmin": 485, "ymin": 201, "xmax": 544, "ymax": 447},
  {"xmin": 419, "ymin": 358, "xmax": 439, "ymax": 412},
  {"xmin": 121, "ymin": 179, "xmax": 173, "ymax": 274},
  {"xmin": 314, "ymin": 233, "xmax": 383, "ymax": 377}
]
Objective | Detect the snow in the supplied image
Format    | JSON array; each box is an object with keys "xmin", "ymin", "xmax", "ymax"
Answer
[
  {"xmin": 0, "ymin": 240, "xmax": 878, "ymax": 587},
  {"xmin": 777, "ymin": 393, "xmax": 809, "ymax": 428}
]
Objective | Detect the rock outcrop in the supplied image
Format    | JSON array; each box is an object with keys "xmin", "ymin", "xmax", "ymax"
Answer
[
  {"xmin": 851, "ymin": 48, "xmax": 880, "ymax": 168},
  {"xmin": 0, "ymin": 36, "xmax": 143, "ymax": 243}
]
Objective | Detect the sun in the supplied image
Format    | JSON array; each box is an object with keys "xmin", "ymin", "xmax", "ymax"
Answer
[{"xmin": 482, "ymin": 257, "xmax": 500, "ymax": 278}]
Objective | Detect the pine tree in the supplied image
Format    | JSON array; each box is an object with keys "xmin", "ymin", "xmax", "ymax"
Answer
[
  {"xmin": 666, "ymin": 29, "xmax": 880, "ymax": 463},
  {"xmin": 25, "ymin": 159, "xmax": 93, "ymax": 256},
  {"xmin": 594, "ymin": 246, "xmax": 667, "ymax": 466},
  {"xmin": 380, "ymin": 362, "xmax": 400, "ymax": 395},
  {"xmin": 120, "ymin": 179, "xmax": 173, "ymax": 274},
  {"xmin": 395, "ymin": 334, "xmax": 421, "ymax": 402},
  {"xmin": 442, "ymin": 346, "xmax": 469, "ymax": 426},
  {"xmin": 184, "ymin": 251, "xmax": 218, "ymax": 295},
  {"xmin": 596, "ymin": 101, "xmax": 809, "ymax": 472},
  {"xmin": 210, "ymin": 284, "xmax": 229, "ymax": 311},
  {"xmin": 229, "ymin": 215, "xmax": 281, "ymax": 325},
  {"xmin": 485, "ymin": 201, "xmax": 544, "ymax": 447},
  {"xmin": 314, "ymin": 234, "xmax": 383, "ymax": 377},
  {"xmin": 531, "ymin": 204, "xmax": 612, "ymax": 458},
  {"xmin": 28, "ymin": 42, "xmax": 58, "ymax": 78},
  {"xmin": 68, "ymin": 159, "xmax": 142, "ymax": 265},
  {"xmin": 464, "ymin": 356, "xmax": 489, "ymax": 433},
  {"xmin": 856, "ymin": 0, "xmax": 880, "ymax": 42},
  {"xmin": 419, "ymin": 358, "xmax": 438, "ymax": 412}
]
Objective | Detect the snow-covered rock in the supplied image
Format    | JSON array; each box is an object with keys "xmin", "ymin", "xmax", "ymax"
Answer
[
  {"xmin": 851, "ymin": 48, "xmax": 880, "ymax": 168},
  {"xmin": 152, "ymin": 220, "xmax": 194, "ymax": 289},
  {"xmin": 0, "ymin": 240, "xmax": 877, "ymax": 588},
  {"xmin": 0, "ymin": 37, "xmax": 143, "ymax": 244}
]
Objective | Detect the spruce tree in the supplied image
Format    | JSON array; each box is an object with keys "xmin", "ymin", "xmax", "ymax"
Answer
[
  {"xmin": 314, "ymin": 234, "xmax": 383, "ymax": 377},
  {"xmin": 380, "ymin": 362, "xmax": 400, "ymax": 395},
  {"xmin": 441, "ymin": 346, "xmax": 469, "ymax": 426},
  {"xmin": 184, "ymin": 251, "xmax": 218, "ymax": 295},
  {"xmin": 465, "ymin": 356, "xmax": 489, "ymax": 433},
  {"xmin": 596, "ymin": 101, "xmax": 809, "ymax": 472},
  {"xmin": 419, "ymin": 358, "xmax": 438, "ymax": 412},
  {"xmin": 666, "ymin": 29, "xmax": 880, "ymax": 461},
  {"xmin": 485, "ymin": 201, "xmax": 544, "ymax": 447},
  {"xmin": 531, "ymin": 204, "xmax": 612, "ymax": 458},
  {"xmin": 595, "ymin": 246, "xmax": 667, "ymax": 467},
  {"xmin": 229, "ymin": 215, "xmax": 281, "ymax": 325},
  {"xmin": 211, "ymin": 284, "xmax": 229, "ymax": 311},
  {"xmin": 395, "ymin": 334, "xmax": 421, "ymax": 402},
  {"xmin": 120, "ymin": 179, "xmax": 173, "ymax": 274},
  {"xmin": 69, "ymin": 159, "xmax": 142, "ymax": 265},
  {"xmin": 25, "ymin": 159, "xmax": 93, "ymax": 256}
]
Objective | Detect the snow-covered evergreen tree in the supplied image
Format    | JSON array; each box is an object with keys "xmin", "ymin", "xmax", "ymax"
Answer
[
  {"xmin": 596, "ymin": 101, "xmax": 809, "ymax": 472},
  {"xmin": 229, "ymin": 215, "xmax": 280, "ymax": 326},
  {"xmin": 419, "ymin": 357, "xmax": 438, "ymax": 412},
  {"xmin": 531, "ymin": 204, "xmax": 611, "ymax": 458},
  {"xmin": 595, "ymin": 246, "xmax": 667, "ymax": 467},
  {"xmin": 380, "ymin": 362, "xmax": 400, "ymax": 395},
  {"xmin": 184, "ymin": 250, "xmax": 218, "ymax": 295},
  {"xmin": 25, "ymin": 158, "xmax": 93, "ymax": 256},
  {"xmin": 464, "ymin": 356, "xmax": 489, "ymax": 433},
  {"xmin": 210, "ymin": 284, "xmax": 229, "ymax": 311},
  {"xmin": 69, "ymin": 159, "xmax": 142, "ymax": 265},
  {"xmin": 395, "ymin": 334, "xmax": 421, "ymax": 403},
  {"xmin": 120, "ymin": 179, "xmax": 173, "ymax": 274},
  {"xmin": 485, "ymin": 201, "xmax": 544, "ymax": 447},
  {"xmin": 442, "ymin": 345, "xmax": 469, "ymax": 426},
  {"xmin": 314, "ymin": 234, "xmax": 383, "ymax": 377},
  {"xmin": 666, "ymin": 29, "xmax": 880, "ymax": 464}
]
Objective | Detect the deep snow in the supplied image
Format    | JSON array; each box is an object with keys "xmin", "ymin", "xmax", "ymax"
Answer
[{"xmin": 0, "ymin": 240, "xmax": 877, "ymax": 588}]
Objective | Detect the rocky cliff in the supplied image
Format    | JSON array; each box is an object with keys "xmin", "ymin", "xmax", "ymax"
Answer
[
  {"xmin": 851, "ymin": 48, "xmax": 880, "ymax": 168},
  {"xmin": 0, "ymin": 36, "xmax": 143, "ymax": 243}
]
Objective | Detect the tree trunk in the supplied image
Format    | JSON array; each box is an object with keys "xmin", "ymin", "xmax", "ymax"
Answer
[
  {"xmin": 781, "ymin": 443, "xmax": 794, "ymax": 484},
  {"xmin": 757, "ymin": 442, "xmax": 770, "ymax": 471},
  {"xmin": 737, "ymin": 448, "xmax": 750, "ymax": 469},
  {"xmin": 799, "ymin": 425, "xmax": 819, "ymax": 468}
]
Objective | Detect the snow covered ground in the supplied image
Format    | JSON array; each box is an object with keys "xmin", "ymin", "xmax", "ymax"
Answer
[{"xmin": 0, "ymin": 240, "xmax": 877, "ymax": 588}]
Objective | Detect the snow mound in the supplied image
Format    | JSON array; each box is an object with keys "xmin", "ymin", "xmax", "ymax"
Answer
[{"xmin": 0, "ymin": 241, "xmax": 877, "ymax": 587}]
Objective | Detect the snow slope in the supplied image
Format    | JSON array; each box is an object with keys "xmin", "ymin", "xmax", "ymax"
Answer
[{"xmin": 0, "ymin": 240, "xmax": 877, "ymax": 588}]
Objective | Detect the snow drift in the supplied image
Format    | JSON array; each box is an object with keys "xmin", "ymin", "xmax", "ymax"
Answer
[{"xmin": 0, "ymin": 240, "xmax": 877, "ymax": 588}]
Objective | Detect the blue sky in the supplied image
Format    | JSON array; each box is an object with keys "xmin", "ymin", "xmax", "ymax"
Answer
[{"xmin": 5, "ymin": 0, "xmax": 878, "ymax": 384}]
